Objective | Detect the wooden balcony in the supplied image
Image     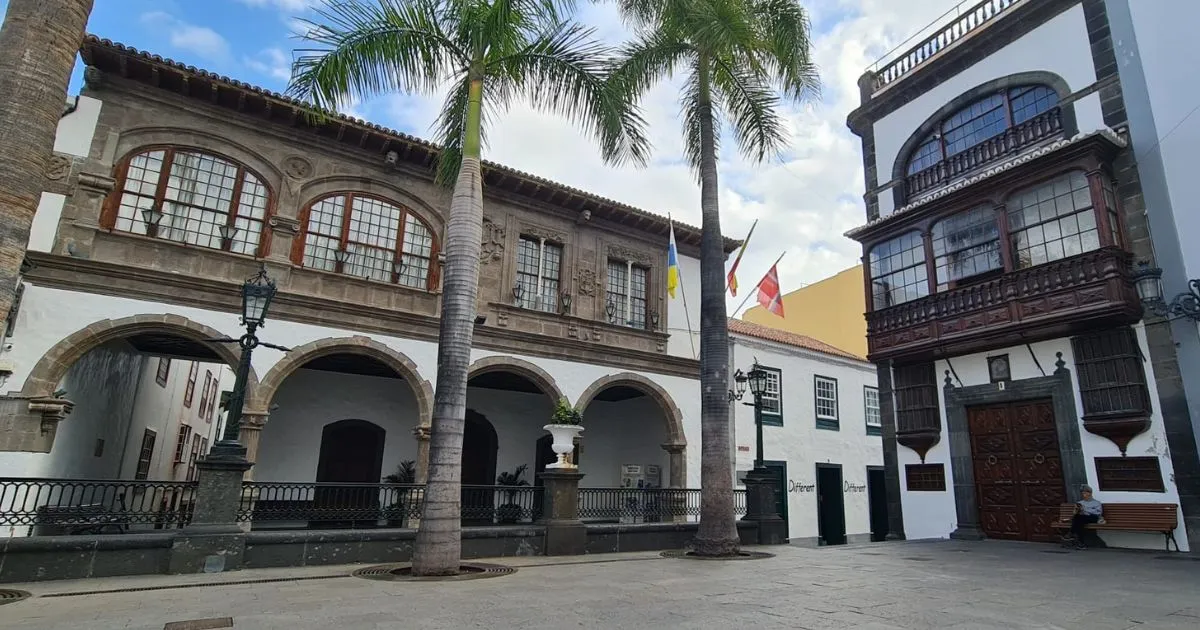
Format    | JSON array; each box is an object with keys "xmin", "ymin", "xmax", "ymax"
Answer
[{"xmin": 866, "ymin": 247, "xmax": 1142, "ymax": 361}]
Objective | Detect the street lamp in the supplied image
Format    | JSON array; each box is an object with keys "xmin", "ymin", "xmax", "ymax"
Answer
[
  {"xmin": 729, "ymin": 360, "xmax": 786, "ymax": 541},
  {"xmin": 1132, "ymin": 261, "xmax": 1200, "ymax": 321},
  {"xmin": 207, "ymin": 265, "xmax": 289, "ymax": 462}
]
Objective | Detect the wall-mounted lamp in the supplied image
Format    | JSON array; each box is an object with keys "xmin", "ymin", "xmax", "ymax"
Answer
[
  {"xmin": 218, "ymin": 223, "xmax": 239, "ymax": 247},
  {"xmin": 605, "ymin": 299, "xmax": 617, "ymax": 322},
  {"xmin": 333, "ymin": 249, "xmax": 351, "ymax": 265},
  {"xmin": 513, "ymin": 283, "xmax": 525, "ymax": 304},
  {"xmin": 141, "ymin": 206, "xmax": 164, "ymax": 232},
  {"xmin": 561, "ymin": 292, "xmax": 572, "ymax": 314},
  {"xmin": 1132, "ymin": 261, "xmax": 1200, "ymax": 321},
  {"xmin": 650, "ymin": 309, "xmax": 660, "ymax": 329}
]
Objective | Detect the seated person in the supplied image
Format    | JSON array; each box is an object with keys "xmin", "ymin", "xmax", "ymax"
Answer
[{"xmin": 1065, "ymin": 485, "xmax": 1103, "ymax": 548}]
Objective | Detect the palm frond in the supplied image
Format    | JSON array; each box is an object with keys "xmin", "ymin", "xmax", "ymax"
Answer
[
  {"xmin": 711, "ymin": 53, "xmax": 786, "ymax": 163},
  {"xmin": 288, "ymin": 0, "xmax": 467, "ymax": 113},
  {"xmin": 608, "ymin": 30, "xmax": 693, "ymax": 102},
  {"xmin": 751, "ymin": 0, "xmax": 820, "ymax": 102}
]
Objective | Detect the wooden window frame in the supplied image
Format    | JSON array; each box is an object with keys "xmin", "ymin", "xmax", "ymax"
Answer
[
  {"xmin": 183, "ymin": 362, "xmax": 198, "ymax": 408},
  {"xmin": 156, "ymin": 357, "xmax": 171, "ymax": 387},
  {"xmin": 864, "ymin": 386, "xmax": 881, "ymax": 436},
  {"xmin": 1094, "ymin": 456, "xmax": 1165, "ymax": 492},
  {"xmin": 515, "ymin": 235, "xmax": 565, "ymax": 313},
  {"xmin": 134, "ymin": 429, "xmax": 157, "ymax": 481},
  {"xmin": 292, "ymin": 191, "xmax": 440, "ymax": 291},
  {"xmin": 815, "ymin": 375, "xmax": 839, "ymax": 431},
  {"xmin": 101, "ymin": 146, "xmax": 274, "ymax": 257},
  {"xmin": 173, "ymin": 424, "xmax": 192, "ymax": 463},
  {"xmin": 905, "ymin": 463, "xmax": 946, "ymax": 491},
  {"xmin": 198, "ymin": 370, "xmax": 213, "ymax": 418},
  {"xmin": 867, "ymin": 230, "xmax": 929, "ymax": 310},
  {"xmin": 605, "ymin": 258, "xmax": 653, "ymax": 331},
  {"xmin": 1071, "ymin": 327, "xmax": 1152, "ymax": 421},
  {"xmin": 757, "ymin": 366, "xmax": 783, "ymax": 427}
]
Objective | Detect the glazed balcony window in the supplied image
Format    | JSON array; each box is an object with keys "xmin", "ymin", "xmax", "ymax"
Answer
[
  {"xmin": 931, "ymin": 205, "xmax": 1001, "ymax": 290},
  {"xmin": 1008, "ymin": 171, "xmax": 1100, "ymax": 268},
  {"xmin": 295, "ymin": 193, "xmax": 438, "ymax": 291},
  {"xmin": 105, "ymin": 148, "xmax": 270, "ymax": 256},
  {"xmin": 869, "ymin": 230, "xmax": 929, "ymax": 309}
]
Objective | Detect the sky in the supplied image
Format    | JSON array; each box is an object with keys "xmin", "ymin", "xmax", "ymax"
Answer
[{"xmin": 7, "ymin": 0, "xmax": 965, "ymax": 314}]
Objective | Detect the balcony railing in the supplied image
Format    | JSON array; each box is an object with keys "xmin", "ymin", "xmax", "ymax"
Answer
[
  {"xmin": 867, "ymin": 248, "xmax": 1139, "ymax": 359},
  {"xmin": 872, "ymin": 0, "xmax": 1023, "ymax": 93},
  {"xmin": 906, "ymin": 107, "xmax": 1062, "ymax": 201},
  {"xmin": 577, "ymin": 488, "xmax": 748, "ymax": 523},
  {"xmin": 0, "ymin": 478, "xmax": 197, "ymax": 535}
]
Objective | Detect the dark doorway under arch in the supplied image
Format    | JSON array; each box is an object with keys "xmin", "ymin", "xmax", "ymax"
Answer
[
  {"xmin": 462, "ymin": 409, "xmax": 498, "ymax": 525},
  {"xmin": 314, "ymin": 419, "xmax": 386, "ymax": 528}
]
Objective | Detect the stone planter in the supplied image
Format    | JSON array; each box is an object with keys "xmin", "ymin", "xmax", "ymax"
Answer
[{"xmin": 543, "ymin": 424, "xmax": 584, "ymax": 469}]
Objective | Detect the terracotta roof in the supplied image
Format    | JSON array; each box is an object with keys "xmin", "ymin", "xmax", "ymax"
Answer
[
  {"xmin": 79, "ymin": 35, "xmax": 741, "ymax": 253},
  {"xmin": 727, "ymin": 318, "xmax": 865, "ymax": 362}
]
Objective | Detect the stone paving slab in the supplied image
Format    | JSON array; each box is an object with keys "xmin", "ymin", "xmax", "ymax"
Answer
[{"xmin": 0, "ymin": 540, "xmax": 1196, "ymax": 629}]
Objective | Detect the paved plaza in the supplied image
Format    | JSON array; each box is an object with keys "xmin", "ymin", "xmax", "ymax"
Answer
[{"xmin": 1, "ymin": 539, "xmax": 1197, "ymax": 629}]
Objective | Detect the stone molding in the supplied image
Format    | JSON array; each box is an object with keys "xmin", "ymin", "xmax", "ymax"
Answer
[{"xmin": 467, "ymin": 355, "xmax": 565, "ymax": 404}]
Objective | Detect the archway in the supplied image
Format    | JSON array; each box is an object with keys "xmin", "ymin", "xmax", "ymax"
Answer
[
  {"xmin": 462, "ymin": 409, "xmax": 499, "ymax": 526},
  {"xmin": 313, "ymin": 419, "xmax": 386, "ymax": 528}
]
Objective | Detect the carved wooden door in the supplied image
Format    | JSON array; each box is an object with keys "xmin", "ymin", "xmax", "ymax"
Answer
[{"xmin": 969, "ymin": 400, "xmax": 1065, "ymax": 542}]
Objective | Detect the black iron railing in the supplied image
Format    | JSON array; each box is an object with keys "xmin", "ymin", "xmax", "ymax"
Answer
[
  {"xmin": 462, "ymin": 485, "xmax": 540, "ymax": 525},
  {"xmin": 577, "ymin": 488, "xmax": 750, "ymax": 522},
  {"xmin": 239, "ymin": 482, "xmax": 425, "ymax": 526},
  {"xmin": 0, "ymin": 477, "xmax": 197, "ymax": 535}
]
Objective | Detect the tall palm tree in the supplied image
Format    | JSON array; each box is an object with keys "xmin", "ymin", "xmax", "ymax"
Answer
[
  {"xmin": 609, "ymin": 0, "xmax": 817, "ymax": 556},
  {"xmin": 289, "ymin": 0, "xmax": 646, "ymax": 575},
  {"xmin": 0, "ymin": 0, "xmax": 94, "ymax": 338}
]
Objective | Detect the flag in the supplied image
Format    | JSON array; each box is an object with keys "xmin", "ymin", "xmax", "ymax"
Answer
[
  {"xmin": 666, "ymin": 221, "xmax": 680, "ymax": 299},
  {"xmin": 756, "ymin": 264, "xmax": 785, "ymax": 317},
  {"xmin": 726, "ymin": 219, "xmax": 758, "ymax": 297}
]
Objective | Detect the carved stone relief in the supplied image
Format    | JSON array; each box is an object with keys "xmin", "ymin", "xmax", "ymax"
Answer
[
  {"xmin": 574, "ymin": 267, "xmax": 599, "ymax": 296},
  {"xmin": 283, "ymin": 155, "xmax": 314, "ymax": 179},
  {"xmin": 607, "ymin": 244, "xmax": 653, "ymax": 266},
  {"xmin": 45, "ymin": 154, "xmax": 72, "ymax": 181},
  {"xmin": 481, "ymin": 216, "xmax": 505, "ymax": 263},
  {"xmin": 269, "ymin": 215, "xmax": 301, "ymax": 237},
  {"xmin": 520, "ymin": 224, "xmax": 566, "ymax": 244}
]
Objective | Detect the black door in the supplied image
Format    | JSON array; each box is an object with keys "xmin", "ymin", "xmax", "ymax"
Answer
[
  {"xmin": 867, "ymin": 467, "xmax": 888, "ymax": 542},
  {"xmin": 314, "ymin": 419, "xmax": 386, "ymax": 528},
  {"xmin": 816, "ymin": 464, "xmax": 846, "ymax": 545},
  {"xmin": 761, "ymin": 460, "xmax": 789, "ymax": 532},
  {"xmin": 462, "ymin": 410, "xmax": 498, "ymax": 525}
]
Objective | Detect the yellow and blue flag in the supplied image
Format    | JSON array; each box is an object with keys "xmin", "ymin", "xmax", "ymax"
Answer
[{"xmin": 667, "ymin": 221, "xmax": 680, "ymax": 299}]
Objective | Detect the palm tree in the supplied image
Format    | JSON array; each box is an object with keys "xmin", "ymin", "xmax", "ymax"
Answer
[
  {"xmin": 609, "ymin": 0, "xmax": 817, "ymax": 556},
  {"xmin": 0, "ymin": 0, "xmax": 94, "ymax": 338},
  {"xmin": 289, "ymin": 0, "xmax": 647, "ymax": 575}
]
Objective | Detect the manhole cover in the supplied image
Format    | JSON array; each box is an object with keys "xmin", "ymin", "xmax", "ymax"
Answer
[
  {"xmin": 0, "ymin": 589, "xmax": 31, "ymax": 606},
  {"xmin": 352, "ymin": 562, "xmax": 515, "ymax": 582},
  {"xmin": 660, "ymin": 550, "xmax": 775, "ymax": 561}
]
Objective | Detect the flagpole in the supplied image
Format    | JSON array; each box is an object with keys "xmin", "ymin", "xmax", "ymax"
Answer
[
  {"xmin": 731, "ymin": 250, "xmax": 788, "ymax": 318},
  {"xmin": 670, "ymin": 215, "xmax": 698, "ymax": 359}
]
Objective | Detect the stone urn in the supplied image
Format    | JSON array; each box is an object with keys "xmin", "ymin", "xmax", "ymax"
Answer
[{"xmin": 543, "ymin": 424, "xmax": 584, "ymax": 469}]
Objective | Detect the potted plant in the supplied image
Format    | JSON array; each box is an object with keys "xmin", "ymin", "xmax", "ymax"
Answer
[
  {"xmin": 382, "ymin": 460, "xmax": 417, "ymax": 527},
  {"xmin": 544, "ymin": 398, "xmax": 584, "ymax": 469},
  {"xmin": 495, "ymin": 464, "xmax": 530, "ymax": 524}
]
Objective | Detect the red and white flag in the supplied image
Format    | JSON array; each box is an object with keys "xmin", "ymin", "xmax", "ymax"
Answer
[{"xmin": 756, "ymin": 264, "xmax": 785, "ymax": 317}]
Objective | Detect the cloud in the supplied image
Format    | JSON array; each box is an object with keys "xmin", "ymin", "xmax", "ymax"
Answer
[
  {"xmin": 139, "ymin": 12, "xmax": 231, "ymax": 63},
  {"xmin": 236, "ymin": 0, "xmax": 319, "ymax": 12},
  {"xmin": 245, "ymin": 48, "xmax": 292, "ymax": 83}
]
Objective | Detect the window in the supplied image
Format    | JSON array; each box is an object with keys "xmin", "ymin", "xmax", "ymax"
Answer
[
  {"xmin": 186, "ymin": 433, "xmax": 202, "ymax": 482},
  {"xmin": 931, "ymin": 205, "xmax": 1001, "ymax": 290},
  {"xmin": 606, "ymin": 259, "xmax": 650, "ymax": 329},
  {"xmin": 894, "ymin": 362, "xmax": 940, "ymax": 435},
  {"xmin": 108, "ymin": 148, "xmax": 269, "ymax": 255},
  {"xmin": 198, "ymin": 370, "xmax": 213, "ymax": 418},
  {"xmin": 815, "ymin": 376, "xmax": 839, "ymax": 430},
  {"xmin": 904, "ymin": 85, "xmax": 1060, "ymax": 177},
  {"xmin": 298, "ymin": 193, "xmax": 436, "ymax": 290},
  {"xmin": 758, "ymin": 367, "xmax": 783, "ymax": 427},
  {"xmin": 156, "ymin": 357, "xmax": 171, "ymax": 387},
  {"xmin": 515, "ymin": 236, "xmax": 563, "ymax": 313},
  {"xmin": 1071, "ymin": 326, "xmax": 1151, "ymax": 420},
  {"xmin": 1008, "ymin": 171, "xmax": 1100, "ymax": 269},
  {"xmin": 868, "ymin": 231, "xmax": 928, "ymax": 309},
  {"xmin": 1102, "ymin": 177, "xmax": 1122, "ymax": 247},
  {"xmin": 134, "ymin": 429, "xmax": 157, "ymax": 480},
  {"xmin": 864, "ymin": 386, "xmax": 881, "ymax": 436},
  {"xmin": 174, "ymin": 424, "xmax": 192, "ymax": 463},
  {"xmin": 906, "ymin": 463, "xmax": 946, "ymax": 491},
  {"xmin": 183, "ymin": 362, "xmax": 198, "ymax": 408}
]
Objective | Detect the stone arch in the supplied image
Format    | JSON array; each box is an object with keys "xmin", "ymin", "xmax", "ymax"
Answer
[
  {"xmin": 115, "ymin": 126, "xmax": 285, "ymax": 185},
  {"xmin": 573, "ymin": 372, "xmax": 686, "ymax": 446},
  {"xmin": 297, "ymin": 175, "xmax": 445, "ymax": 236},
  {"xmin": 18, "ymin": 314, "xmax": 257, "ymax": 398},
  {"xmin": 467, "ymin": 356, "xmax": 565, "ymax": 403},
  {"xmin": 890, "ymin": 70, "xmax": 1079, "ymax": 209},
  {"xmin": 248, "ymin": 335, "xmax": 433, "ymax": 424}
]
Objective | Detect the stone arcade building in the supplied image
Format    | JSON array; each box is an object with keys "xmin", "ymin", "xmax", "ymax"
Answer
[{"xmin": 846, "ymin": 0, "xmax": 1200, "ymax": 550}]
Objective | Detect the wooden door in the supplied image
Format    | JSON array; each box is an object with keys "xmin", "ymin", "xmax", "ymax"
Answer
[{"xmin": 969, "ymin": 400, "xmax": 1065, "ymax": 542}]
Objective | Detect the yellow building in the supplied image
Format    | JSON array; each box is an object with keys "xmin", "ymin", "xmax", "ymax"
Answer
[{"xmin": 741, "ymin": 264, "xmax": 867, "ymax": 359}]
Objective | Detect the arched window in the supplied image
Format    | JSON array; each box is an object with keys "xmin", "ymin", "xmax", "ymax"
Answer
[
  {"xmin": 905, "ymin": 85, "xmax": 1060, "ymax": 177},
  {"xmin": 868, "ymin": 231, "xmax": 928, "ymax": 309},
  {"xmin": 1007, "ymin": 171, "xmax": 1099, "ymax": 268},
  {"xmin": 108, "ymin": 148, "xmax": 270, "ymax": 255},
  {"xmin": 297, "ymin": 193, "xmax": 437, "ymax": 290}
]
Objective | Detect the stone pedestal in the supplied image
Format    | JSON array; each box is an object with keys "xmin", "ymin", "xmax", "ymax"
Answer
[
  {"xmin": 169, "ymin": 456, "xmax": 253, "ymax": 574},
  {"xmin": 538, "ymin": 470, "xmax": 586, "ymax": 556},
  {"xmin": 741, "ymin": 468, "xmax": 787, "ymax": 545}
]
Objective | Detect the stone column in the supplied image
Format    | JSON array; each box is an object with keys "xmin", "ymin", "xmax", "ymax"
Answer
[
  {"xmin": 169, "ymin": 457, "xmax": 252, "ymax": 574},
  {"xmin": 413, "ymin": 425, "xmax": 431, "ymax": 483},
  {"xmin": 661, "ymin": 442, "xmax": 687, "ymax": 522},
  {"xmin": 238, "ymin": 413, "xmax": 268, "ymax": 481},
  {"xmin": 539, "ymin": 470, "xmax": 586, "ymax": 556},
  {"xmin": 876, "ymin": 360, "xmax": 907, "ymax": 541}
]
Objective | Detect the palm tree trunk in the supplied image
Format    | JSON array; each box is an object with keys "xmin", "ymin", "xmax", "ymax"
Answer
[
  {"xmin": 691, "ymin": 54, "xmax": 740, "ymax": 556},
  {"xmin": 0, "ymin": 0, "xmax": 93, "ymax": 334},
  {"xmin": 411, "ymin": 78, "xmax": 485, "ymax": 576}
]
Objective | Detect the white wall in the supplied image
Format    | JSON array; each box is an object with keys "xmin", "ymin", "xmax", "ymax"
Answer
[
  {"xmin": 27, "ymin": 96, "xmax": 105, "ymax": 253},
  {"xmin": 872, "ymin": 4, "xmax": 1104, "ymax": 218},
  {"xmin": 580, "ymin": 396, "xmax": 670, "ymax": 487},
  {"xmin": 897, "ymin": 328, "xmax": 1191, "ymax": 550},
  {"xmin": 731, "ymin": 334, "xmax": 882, "ymax": 544},
  {"xmin": 665, "ymin": 253, "xmax": 701, "ymax": 360}
]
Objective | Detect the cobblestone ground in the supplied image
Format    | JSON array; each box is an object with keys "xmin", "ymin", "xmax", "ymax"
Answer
[{"xmin": 1, "ymin": 539, "xmax": 1198, "ymax": 629}]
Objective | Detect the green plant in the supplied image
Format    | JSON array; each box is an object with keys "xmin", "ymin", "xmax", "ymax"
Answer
[
  {"xmin": 495, "ymin": 464, "xmax": 530, "ymax": 524},
  {"xmin": 550, "ymin": 398, "xmax": 583, "ymax": 425},
  {"xmin": 384, "ymin": 460, "xmax": 417, "ymax": 484}
]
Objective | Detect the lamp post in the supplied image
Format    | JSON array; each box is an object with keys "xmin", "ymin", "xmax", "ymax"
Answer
[
  {"xmin": 207, "ymin": 265, "xmax": 288, "ymax": 463},
  {"xmin": 728, "ymin": 362, "xmax": 786, "ymax": 543},
  {"xmin": 1132, "ymin": 261, "xmax": 1200, "ymax": 321}
]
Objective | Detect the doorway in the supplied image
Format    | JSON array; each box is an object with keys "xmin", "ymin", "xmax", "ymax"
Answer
[
  {"xmin": 969, "ymin": 399, "xmax": 1065, "ymax": 542},
  {"xmin": 314, "ymin": 419, "xmax": 386, "ymax": 528},
  {"xmin": 816, "ymin": 463, "xmax": 846, "ymax": 545},
  {"xmin": 867, "ymin": 466, "xmax": 888, "ymax": 542},
  {"xmin": 532, "ymin": 434, "xmax": 579, "ymax": 521},
  {"xmin": 462, "ymin": 409, "xmax": 498, "ymax": 525}
]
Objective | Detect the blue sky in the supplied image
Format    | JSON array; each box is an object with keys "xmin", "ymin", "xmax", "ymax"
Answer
[{"xmin": 1, "ymin": 0, "xmax": 959, "ymax": 309}]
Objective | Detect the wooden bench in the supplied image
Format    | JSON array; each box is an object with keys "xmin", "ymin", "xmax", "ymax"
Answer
[{"xmin": 1050, "ymin": 502, "xmax": 1179, "ymax": 551}]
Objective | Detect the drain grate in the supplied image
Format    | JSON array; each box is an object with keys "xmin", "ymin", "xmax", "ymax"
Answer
[
  {"xmin": 660, "ymin": 550, "xmax": 775, "ymax": 561},
  {"xmin": 352, "ymin": 562, "xmax": 516, "ymax": 582},
  {"xmin": 0, "ymin": 589, "xmax": 31, "ymax": 606}
]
